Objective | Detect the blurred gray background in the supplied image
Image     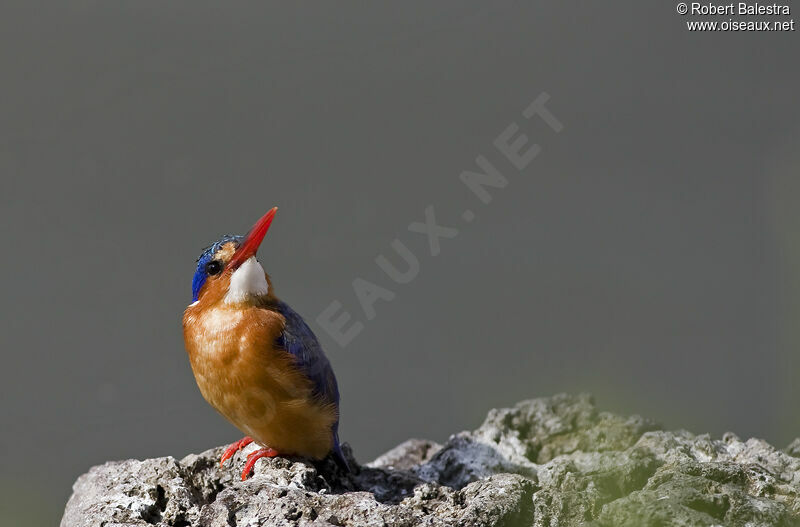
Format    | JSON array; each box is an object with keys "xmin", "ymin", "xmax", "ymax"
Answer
[{"xmin": 1, "ymin": 2, "xmax": 799, "ymax": 525}]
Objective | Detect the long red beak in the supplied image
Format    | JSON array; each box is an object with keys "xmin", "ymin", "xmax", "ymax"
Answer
[{"xmin": 226, "ymin": 207, "xmax": 278, "ymax": 271}]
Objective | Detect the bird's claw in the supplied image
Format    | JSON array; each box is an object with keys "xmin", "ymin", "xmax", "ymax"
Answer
[
  {"xmin": 219, "ymin": 437, "xmax": 254, "ymax": 468},
  {"xmin": 241, "ymin": 447, "xmax": 279, "ymax": 480}
]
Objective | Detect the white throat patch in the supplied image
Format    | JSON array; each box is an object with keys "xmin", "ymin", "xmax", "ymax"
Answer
[{"xmin": 224, "ymin": 257, "xmax": 270, "ymax": 304}]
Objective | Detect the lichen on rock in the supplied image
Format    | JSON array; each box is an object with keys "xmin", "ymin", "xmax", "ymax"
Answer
[{"xmin": 61, "ymin": 394, "xmax": 800, "ymax": 526}]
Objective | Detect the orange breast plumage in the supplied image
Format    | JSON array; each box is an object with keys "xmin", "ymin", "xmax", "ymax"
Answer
[{"xmin": 183, "ymin": 301, "xmax": 337, "ymax": 459}]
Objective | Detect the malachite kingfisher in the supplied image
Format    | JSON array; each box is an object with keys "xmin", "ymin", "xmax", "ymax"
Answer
[{"xmin": 182, "ymin": 208, "xmax": 348, "ymax": 480}]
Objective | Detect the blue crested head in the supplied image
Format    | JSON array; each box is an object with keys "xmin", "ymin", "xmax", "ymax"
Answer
[
  {"xmin": 189, "ymin": 207, "xmax": 278, "ymax": 304},
  {"xmin": 191, "ymin": 234, "xmax": 243, "ymax": 302}
]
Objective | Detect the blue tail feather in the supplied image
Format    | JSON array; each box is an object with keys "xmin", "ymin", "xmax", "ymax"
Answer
[{"xmin": 332, "ymin": 431, "xmax": 350, "ymax": 472}]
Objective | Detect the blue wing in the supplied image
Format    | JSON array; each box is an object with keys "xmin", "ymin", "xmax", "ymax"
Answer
[{"xmin": 274, "ymin": 300, "xmax": 349, "ymax": 470}]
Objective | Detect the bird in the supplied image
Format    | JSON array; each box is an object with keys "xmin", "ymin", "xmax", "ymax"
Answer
[{"xmin": 182, "ymin": 207, "xmax": 348, "ymax": 480}]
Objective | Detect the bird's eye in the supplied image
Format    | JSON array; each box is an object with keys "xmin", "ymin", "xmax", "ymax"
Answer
[{"xmin": 205, "ymin": 260, "xmax": 223, "ymax": 276}]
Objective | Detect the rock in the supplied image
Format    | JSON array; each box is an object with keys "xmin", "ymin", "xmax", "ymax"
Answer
[
  {"xmin": 61, "ymin": 394, "xmax": 800, "ymax": 527},
  {"xmin": 785, "ymin": 438, "xmax": 800, "ymax": 458},
  {"xmin": 368, "ymin": 438, "xmax": 442, "ymax": 471}
]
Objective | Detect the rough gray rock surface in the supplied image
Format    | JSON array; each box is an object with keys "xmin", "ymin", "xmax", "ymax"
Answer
[{"xmin": 62, "ymin": 394, "xmax": 800, "ymax": 526}]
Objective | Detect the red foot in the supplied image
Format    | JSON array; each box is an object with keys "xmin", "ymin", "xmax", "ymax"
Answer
[
  {"xmin": 220, "ymin": 437, "xmax": 254, "ymax": 468},
  {"xmin": 241, "ymin": 447, "xmax": 279, "ymax": 480}
]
